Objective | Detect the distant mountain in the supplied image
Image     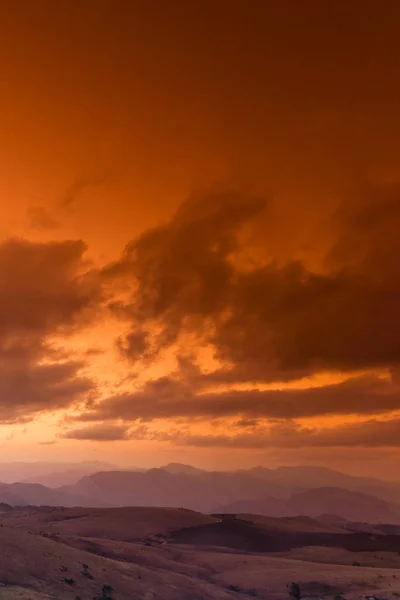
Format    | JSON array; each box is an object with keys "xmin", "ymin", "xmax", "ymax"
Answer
[
  {"xmin": 60, "ymin": 468, "xmax": 272, "ymax": 512},
  {"xmin": 0, "ymin": 464, "xmax": 397, "ymax": 525},
  {"xmin": 20, "ymin": 464, "xmax": 146, "ymax": 488},
  {"xmin": 216, "ymin": 486, "xmax": 400, "ymax": 524},
  {"xmin": 160, "ymin": 463, "xmax": 204, "ymax": 475},
  {"xmin": 288, "ymin": 487, "xmax": 400, "ymax": 523},
  {"xmin": 9, "ymin": 462, "xmax": 400, "ymax": 505},
  {"xmin": 0, "ymin": 482, "xmax": 90, "ymax": 507},
  {"xmin": 246, "ymin": 465, "xmax": 400, "ymax": 501},
  {"xmin": 21, "ymin": 468, "xmax": 115, "ymax": 488},
  {"xmin": 58, "ymin": 468, "xmax": 400, "ymax": 523},
  {"xmin": 0, "ymin": 461, "xmax": 118, "ymax": 484}
]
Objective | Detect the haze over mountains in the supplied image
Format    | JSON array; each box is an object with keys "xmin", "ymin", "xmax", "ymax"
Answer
[
  {"xmin": 0, "ymin": 461, "xmax": 118, "ymax": 485},
  {"xmin": 0, "ymin": 462, "xmax": 399, "ymax": 525}
]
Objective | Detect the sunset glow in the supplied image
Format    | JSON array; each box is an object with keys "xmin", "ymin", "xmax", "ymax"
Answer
[{"xmin": 1, "ymin": 1, "xmax": 400, "ymax": 480}]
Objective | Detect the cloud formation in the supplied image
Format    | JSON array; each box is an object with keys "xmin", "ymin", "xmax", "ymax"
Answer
[
  {"xmin": 61, "ymin": 423, "xmax": 131, "ymax": 441},
  {"xmin": 73, "ymin": 374, "xmax": 399, "ymax": 423},
  {"xmin": 6, "ymin": 186, "xmax": 400, "ymax": 448},
  {"xmin": 63, "ymin": 415, "xmax": 400, "ymax": 449},
  {"xmin": 168, "ymin": 417, "xmax": 400, "ymax": 449},
  {"xmin": 108, "ymin": 187, "xmax": 400, "ymax": 382},
  {"xmin": 0, "ymin": 238, "xmax": 98, "ymax": 422}
]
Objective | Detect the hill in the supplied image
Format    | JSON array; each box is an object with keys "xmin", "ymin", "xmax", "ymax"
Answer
[
  {"xmin": 224, "ymin": 514, "xmax": 348, "ymax": 534},
  {"xmin": 213, "ymin": 496, "xmax": 296, "ymax": 517},
  {"xmin": 0, "ymin": 520, "xmax": 250, "ymax": 599},
  {"xmin": 1, "ymin": 506, "xmax": 218, "ymax": 542},
  {"xmin": 2, "ymin": 505, "xmax": 400, "ymax": 598}
]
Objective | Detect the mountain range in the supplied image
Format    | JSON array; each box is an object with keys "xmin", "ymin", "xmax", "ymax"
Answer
[{"xmin": 0, "ymin": 463, "xmax": 398, "ymax": 524}]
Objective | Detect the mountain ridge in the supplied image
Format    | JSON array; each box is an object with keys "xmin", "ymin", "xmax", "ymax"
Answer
[{"xmin": 0, "ymin": 464, "xmax": 397, "ymax": 524}]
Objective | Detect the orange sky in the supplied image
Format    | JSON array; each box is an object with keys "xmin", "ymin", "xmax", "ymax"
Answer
[{"xmin": 1, "ymin": 1, "xmax": 400, "ymax": 478}]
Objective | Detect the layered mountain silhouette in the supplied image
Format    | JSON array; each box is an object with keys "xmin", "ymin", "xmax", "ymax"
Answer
[{"xmin": 0, "ymin": 464, "xmax": 398, "ymax": 524}]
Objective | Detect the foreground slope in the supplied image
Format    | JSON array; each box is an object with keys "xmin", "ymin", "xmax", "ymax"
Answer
[
  {"xmin": 2, "ymin": 506, "xmax": 400, "ymax": 599},
  {"xmin": 0, "ymin": 522, "xmax": 247, "ymax": 600}
]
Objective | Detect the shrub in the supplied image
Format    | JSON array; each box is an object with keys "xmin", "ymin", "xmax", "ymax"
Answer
[
  {"xmin": 103, "ymin": 584, "xmax": 113, "ymax": 594},
  {"xmin": 289, "ymin": 582, "xmax": 301, "ymax": 600},
  {"xmin": 98, "ymin": 584, "xmax": 113, "ymax": 600},
  {"xmin": 82, "ymin": 563, "xmax": 94, "ymax": 579},
  {"xmin": 227, "ymin": 584, "xmax": 242, "ymax": 592}
]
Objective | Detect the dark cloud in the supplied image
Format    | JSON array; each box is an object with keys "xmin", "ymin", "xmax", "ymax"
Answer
[
  {"xmin": 73, "ymin": 374, "xmax": 399, "ymax": 423},
  {"xmin": 9, "ymin": 186, "xmax": 400, "ymax": 439},
  {"xmin": 0, "ymin": 238, "xmax": 97, "ymax": 335},
  {"xmin": 0, "ymin": 238, "xmax": 98, "ymax": 422},
  {"xmin": 108, "ymin": 187, "xmax": 400, "ymax": 382},
  {"xmin": 0, "ymin": 360, "xmax": 93, "ymax": 423},
  {"xmin": 62, "ymin": 415, "xmax": 400, "ymax": 449},
  {"xmin": 72, "ymin": 186, "xmax": 400, "ymax": 444},
  {"xmin": 169, "ymin": 417, "xmax": 400, "ymax": 449},
  {"xmin": 105, "ymin": 189, "xmax": 267, "ymax": 363},
  {"xmin": 61, "ymin": 423, "xmax": 131, "ymax": 441},
  {"xmin": 117, "ymin": 329, "xmax": 152, "ymax": 362}
]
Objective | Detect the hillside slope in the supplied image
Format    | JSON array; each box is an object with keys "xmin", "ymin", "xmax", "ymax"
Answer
[{"xmin": 0, "ymin": 523, "xmax": 247, "ymax": 600}]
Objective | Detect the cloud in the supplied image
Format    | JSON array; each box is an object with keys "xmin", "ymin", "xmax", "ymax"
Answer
[
  {"xmin": 106, "ymin": 187, "xmax": 400, "ymax": 383},
  {"xmin": 62, "ymin": 414, "xmax": 400, "ymax": 450},
  {"xmin": 66, "ymin": 185, "xmax": 400, "ymax": 447},
  {"xmin": 0, "ymin": 238, "xmax": 99, "ymax": 422},
  {"xmin": 9, "ymin": 185, "xmax": 400, "ymax": 444},
  {"xmin": 0, "ymin": 360, "xmax": 93, "ymax": 423},
  {"xmin": 72, "ymin": 373, "xmax": 399, "ymax": 423},
  {"xmin": 160, "ymin": 417, "xmax": 400, "ymax": 449},
  {"xmin": 61, "ymin": 172, "xmax": 115, "ymax": 208},
  {"xmin": 0, "ymin": 238, "xmax": 97, "ymax": 335},
  {"xmin": 105, "ymin": 189, "xmax": 267, "ymax": 363},
  {"xmin": 61, "ymin": 423, "xmax": 131, "ymax": 441}
]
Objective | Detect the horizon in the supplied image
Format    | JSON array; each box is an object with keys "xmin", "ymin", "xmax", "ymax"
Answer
[{"xmin": 0, "ymin": 460, "xmax": 398, "ymax": 485}]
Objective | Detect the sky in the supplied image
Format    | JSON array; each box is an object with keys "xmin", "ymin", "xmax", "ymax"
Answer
[{"xmin": 1, "ymin": 0, "xmax": 400, "ymax": 478}]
